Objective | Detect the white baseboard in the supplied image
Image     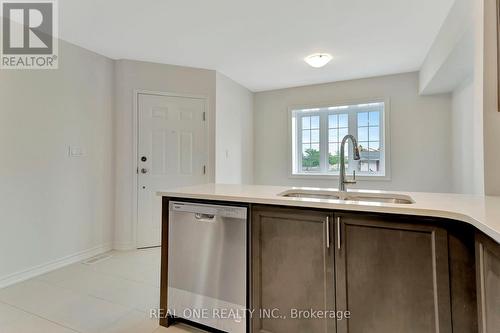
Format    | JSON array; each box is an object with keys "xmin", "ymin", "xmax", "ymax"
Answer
[
  {"xmin": 112, "ymin": 242, "xmax": 136, "ymax": 251},
  {"xmin": 0, "ymin": 243, "xmax": 112, "ymax": 289}
]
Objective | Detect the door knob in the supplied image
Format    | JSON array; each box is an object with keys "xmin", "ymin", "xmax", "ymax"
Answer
[{"xmin": 141, "ymin": 168, "xmax": 148, "ymax": 174}]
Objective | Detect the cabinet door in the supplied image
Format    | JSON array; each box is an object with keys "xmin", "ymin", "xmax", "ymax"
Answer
[
  {"xmin": 334, "ymin": 214, "xmax": 452, "ymax": 333},
  {"xmin": 251, "ymin": 206, "xmax": 335, "ymax": 333},
  {"xmin": 476, "ymin": 233, "xmax": 500, "ymax": 333}
]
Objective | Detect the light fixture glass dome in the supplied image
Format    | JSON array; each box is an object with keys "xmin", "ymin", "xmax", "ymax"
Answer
[{"xmin": 304, "ymin": 53, "xmax": 332, "ymax": 68}]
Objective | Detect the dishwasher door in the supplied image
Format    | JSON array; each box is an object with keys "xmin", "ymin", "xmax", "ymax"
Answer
[{"xmin": 168, "ymin": 201, "xmax": 247, "ymax": 333}]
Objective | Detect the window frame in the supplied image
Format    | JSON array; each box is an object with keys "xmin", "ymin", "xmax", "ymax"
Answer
[{"xmin": 288, "ymin": 98, "xmax": 391, "ymax": 181}]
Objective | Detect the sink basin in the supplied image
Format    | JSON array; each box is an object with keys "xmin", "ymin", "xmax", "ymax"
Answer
[
  {"xmin": 281, "ymin": 192, "xmax": 341, "ymax": 200},
  {"xmin": 279, "ymin": 189, "xmax": 414, "ymax": 204},
  {"xmin": 343, "ymin": 195, "xmax": 414, "ymax": 204}
]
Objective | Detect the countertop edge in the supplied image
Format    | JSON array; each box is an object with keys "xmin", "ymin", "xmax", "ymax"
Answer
[{"xmin": 158, "ymin": 190, "xmax": 500, "ymax": 244}]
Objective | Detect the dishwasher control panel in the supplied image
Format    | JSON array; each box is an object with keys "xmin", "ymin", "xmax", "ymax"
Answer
[{"xmin": 170, "ymin": 201, "xmax": 247, "ymax": 219}]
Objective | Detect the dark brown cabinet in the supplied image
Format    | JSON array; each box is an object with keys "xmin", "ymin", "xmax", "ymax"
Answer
[
  {"xmin": 251, "ymin": 206, "xmax": 335, "ymax": 333},
  {"xmin": 475, "ymin": 233, "xmax": 500, "ymax": 333},
  {"xmin": 334, "ymin": 213, "xmax": 452, "ymax": 333},
  {"xmin": 251, "ymin": 207, "xmax": 454, "ymax": 333}
]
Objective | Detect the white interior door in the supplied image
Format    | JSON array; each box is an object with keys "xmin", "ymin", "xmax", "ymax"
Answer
[{"xmin": 137, "ymin": 93, "xmax": 208, "ymax": 248}]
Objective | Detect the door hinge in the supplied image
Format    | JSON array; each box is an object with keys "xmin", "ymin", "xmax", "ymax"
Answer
[
  {"xmin": 203, "ymin": 165, "xmax": 206, "ymax": 174},
  {"xmin": 202, "ymin": 112, "xmax": 206, "ymax": 121}
]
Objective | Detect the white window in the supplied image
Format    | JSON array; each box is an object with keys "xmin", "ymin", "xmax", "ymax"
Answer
[{"xmin": 290, "ymin": 101, "xmax": 388, "ymax": 178}]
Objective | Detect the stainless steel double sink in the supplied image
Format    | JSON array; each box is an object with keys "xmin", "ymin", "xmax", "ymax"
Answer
[{"xmin": 279, "ymin": 188, "xmax": 415, "ymax": 204}]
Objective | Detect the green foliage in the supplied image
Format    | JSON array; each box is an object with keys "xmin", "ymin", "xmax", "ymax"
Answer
[
  {"xmin": 329, "ymin": 153, "xmax": 340, "ymax": 166},
  {"xmin": 303, "ymin": 148, "xmax": 342, "ymax": 170},
  {"xmin": 302, "ymin": 148, "xmax": 320, "ymax": 170}
]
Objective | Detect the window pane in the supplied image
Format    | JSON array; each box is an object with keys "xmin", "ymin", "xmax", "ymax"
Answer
[
  {"xmin": 358, "ymin": 112, "xmax": 368, "ymax": 127},
  {"xmin": 339, "ymin": 128, "xmax": 348, "ymax": 140},
  {"xmin": 369, "ymin": 141, "xmax": 380, "ymax": 151},
  {"xmin": 369, "ymin": 161, "xmax": 379, "ymax": 173},
  {"xmin": 369, "ymin": 126, "xmax": 379, "ymax": 141},
  {"xmin": 329, "ymin": 115, "xmax": 338, "ymax": 128},
  {"xmin": 302, "ymin": 144, "xmax": 320, "ymax": 172},
  {"xmin": 329, "ymin": 129, "xmax": 338, "ymax": 142},
  {"xmin": 329, "ymin": 143, "xmax": 340, "ymax": 171},
  {"xmin": 302, "ymin": 116, "xmax": 310, "ymax": 129},
  {"xmin": 358, "ymin": 127, "xmax": 368, "ymax": 141},
  {"xmin": 311, "ymin": 116, "xmax": 320, "ymax": 129},
  {"xmin": 329, "ymin": 143, "xmax": 339, "ymax": 156},
  {"xmin": 302, "ymin": 130, "xmax": 310, "ymax": 143},
  {"xmin": 369, "ymin": 111, "xmax": 380, "ymax": 126},
  {"xmin": 359, "ymin": 161, "xmax": 369, "ymax": 172},
  {"xmin": 302, "ymin": 144, "xmax": 310, "ymax": 155},
  {"xmin": 339, "ymin": 114, "xmax": 348, "ymax": 128},
  {"xmin": 359, "ymin": 142, "xmax": 369, "ymax": 152},
  {"xmin": 311, "ymin": 129, "xmax": 320, "ymax": 143},
  {"xmin": 302, "ymin": 146, "xmax": 315, "ymax": 167}
]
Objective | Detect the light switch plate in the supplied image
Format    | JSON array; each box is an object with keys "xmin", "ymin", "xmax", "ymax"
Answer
[{"xmin": 68, "ymin": 146, "xmax": 84, "ymax": 157}]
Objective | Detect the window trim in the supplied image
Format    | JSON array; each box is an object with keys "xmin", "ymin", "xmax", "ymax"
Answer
[{"xmin": 287, "ymin": 98, "xmax": 392, "ymax": 181}]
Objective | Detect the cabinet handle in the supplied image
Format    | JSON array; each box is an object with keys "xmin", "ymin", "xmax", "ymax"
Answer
[
  {"xmin": 336, "ymin": 216, "xmax": 341, "ymax": 250},
  {"xmin": 326, "ymin": 216, "xmax": 330, "ymax": 249}
]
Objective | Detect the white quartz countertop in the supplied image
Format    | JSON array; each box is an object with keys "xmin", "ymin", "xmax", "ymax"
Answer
[{"xmin": 158, "ymin": 183, "xmax": 500, "ymax": 244}]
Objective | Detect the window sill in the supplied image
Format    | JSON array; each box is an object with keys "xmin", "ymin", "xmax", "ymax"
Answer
[{"xmin": 290, "ymin": 173, "xmax": 391, "ymax": 181}]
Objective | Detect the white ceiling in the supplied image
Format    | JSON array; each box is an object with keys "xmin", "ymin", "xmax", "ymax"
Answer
[{"xmin": 59, "ymin": 0, "xmax": 454, "ymax": 92}]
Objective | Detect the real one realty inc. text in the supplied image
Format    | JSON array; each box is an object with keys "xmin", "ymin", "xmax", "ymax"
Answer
[{"xmin": 150, "ymin": 308, "xmax": 351, "ymax": 322}]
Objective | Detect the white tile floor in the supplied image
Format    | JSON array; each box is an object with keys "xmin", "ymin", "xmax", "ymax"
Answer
[{"xmin": 0, "ymin": 249, "xmax": 204, "ymax": 333}]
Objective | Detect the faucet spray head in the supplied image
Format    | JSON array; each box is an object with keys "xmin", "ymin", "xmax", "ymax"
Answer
[{"xmin": 353, "ymin": 145, "xmax": 361, "ymax": 160}]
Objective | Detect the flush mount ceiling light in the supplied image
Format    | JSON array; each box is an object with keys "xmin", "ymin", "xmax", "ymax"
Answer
[{"xmin": 304, "ymin": 53, "xmax": 332, "ymax": 68}]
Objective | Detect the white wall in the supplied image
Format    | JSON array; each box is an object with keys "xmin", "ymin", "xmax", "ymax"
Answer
[
  {"xmin": 448, "ymin": 0, "xmax": 497, "ymax": 196},
  {"xmin": 113, "ymin": 60, "xmax": 216, "ymax": 250},
  {"xmin": 447, "ymin": 0, "xmax": 487, "ymax": 195},
  {"xmin": 424, "ymin": 0, "xmax": 500, "ymax": 196},
  {"xmin": 215, "ymin": 73, "xmax": 254, "ymax": 184},
  {"xmin": 0, "ymin": 41, "xmax": 114, "ymax": 286},
  {"xmin": 451, "ymin": 78, "xmax": 484, "ymax": 194},
  {"xmin": 419, "ymin": 0, "xmax": 474, "ymax": 95},
  {"xmin": 424, "ymin": 0, "xmax": 486, "ymax": 195},
  {"xmin": 254, "ymin": 72, "xmax": 453, "ymax": 192}
]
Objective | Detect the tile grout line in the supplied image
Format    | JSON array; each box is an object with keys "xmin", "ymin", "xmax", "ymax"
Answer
[
  {"xmin": 0, "ymin": 299, "xmax": 83, "ymax": 333},
  {"xmin": 0, "ymin": 278, "xmax": 155, "ymax": 332},
  {"xmin": 0, "ymin": 249, "xmax": 161, "ymax": 332},
  {"xmin": 39, "ymin": 256, "xmax": 161, "ymax": 288},
  {"xmin": 31, "ymin": 279, "xmax": 150, "ymax": 312},
  {"xmin": 34, "ymin": 275, "xmax": 158, "ymax": 314},
  {"xmin": 99, "ymin": 307, "xmax": 159, "ymax": 333},
  {"xmin": 36, "ymin": 254, "xmax": 160, "ymax": 288}
]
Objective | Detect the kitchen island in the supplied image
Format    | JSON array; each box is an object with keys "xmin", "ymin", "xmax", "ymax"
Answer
[{"xmin": 158, "ymin": 184, "xmax": 500, "ymax": 333}]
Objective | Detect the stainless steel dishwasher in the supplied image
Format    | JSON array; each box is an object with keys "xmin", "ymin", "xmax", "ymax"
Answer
[{"xmin": 167, "ymin": 201, "xmax": 247, "ymax": 333}]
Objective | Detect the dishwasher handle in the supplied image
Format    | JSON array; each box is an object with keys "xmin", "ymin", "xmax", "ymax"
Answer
[
  {"xmin": 169, "ymin": 201, "xmax": 247, "ymax": 220},
  {"xmin": 194, "ymin": 213, "xmax": 216, "ymax": 222}
]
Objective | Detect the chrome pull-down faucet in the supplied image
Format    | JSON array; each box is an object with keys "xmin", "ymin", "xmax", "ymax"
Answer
[{"xmin": 339, "ymin": 135, "xmax": 361, "ymax": 192}]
